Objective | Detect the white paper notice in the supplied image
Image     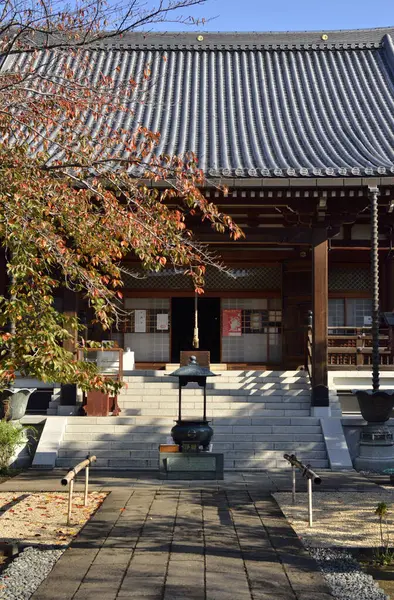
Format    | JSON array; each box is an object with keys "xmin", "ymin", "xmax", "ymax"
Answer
[
  {"xmin": 135, "ymin": 310, "xmax": 146, "ymax": 333},
  {"xmin": 157, "ymin": 313, "xmax": 169, "ymax": 331}
]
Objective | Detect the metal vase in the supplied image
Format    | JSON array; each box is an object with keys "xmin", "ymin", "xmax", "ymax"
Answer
[{"xmin": 0, "ymin": 388, "xmax": 36, "ymax": 421}]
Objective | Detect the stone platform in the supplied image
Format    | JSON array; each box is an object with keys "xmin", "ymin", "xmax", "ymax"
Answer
[{"xmin": 159, "ymin": 452, "xmax": 224, "ymax": 480}]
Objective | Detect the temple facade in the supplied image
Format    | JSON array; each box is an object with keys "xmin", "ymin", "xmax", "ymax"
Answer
[
  {"xmin": 3, "ymin": 27, "xmax": 394, "ymax": 419},
  {"xmin": 80, "ymin": 27, "xmax": 394, "ymax": 408}
]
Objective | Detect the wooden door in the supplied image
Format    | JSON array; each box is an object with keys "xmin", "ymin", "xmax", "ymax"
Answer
[{"xmin": 282, "ymin": 263, "xmax": 312, "ymax": 368}]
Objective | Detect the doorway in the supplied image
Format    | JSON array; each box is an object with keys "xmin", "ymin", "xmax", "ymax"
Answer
[
  {"xmin": 171, "ymin": 297, "xmax": 221, "ymax": 362},
  {"xmin": 282, "ymin": 263, "xmax": 312, "ymax": 368}
]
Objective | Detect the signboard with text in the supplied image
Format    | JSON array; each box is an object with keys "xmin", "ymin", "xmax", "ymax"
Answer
[
  {"xmin": 157, "ymin": 313, "xmax": 169, "ymax": 331},
  {"xmin": 134, "ymin": 310, "xmax": 146, "ymax": 333}
]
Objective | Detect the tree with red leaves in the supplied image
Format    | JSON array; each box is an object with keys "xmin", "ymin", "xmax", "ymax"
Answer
[{"xmin": 0, "ymin": 0, "xmax": 243, "ymax": 392}]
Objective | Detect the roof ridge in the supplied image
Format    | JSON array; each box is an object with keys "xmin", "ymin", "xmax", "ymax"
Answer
[{"xmin": 94, "ymin": 27, "xmax": 394, "ymax": 50}]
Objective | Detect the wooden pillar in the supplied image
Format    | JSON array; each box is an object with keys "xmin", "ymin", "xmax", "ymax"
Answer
[{"xmin": 312, "ymin": 230, "xmax": 329, "ymax": 407}]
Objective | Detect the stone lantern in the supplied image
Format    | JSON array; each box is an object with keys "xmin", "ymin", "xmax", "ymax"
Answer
[
  {"xmin": 169, "ymin": 356, "xmax": 217, "ymax": 451},
  {"xmin": 159, "ymin": 356, "xmax": 224, "ymax": 480}
]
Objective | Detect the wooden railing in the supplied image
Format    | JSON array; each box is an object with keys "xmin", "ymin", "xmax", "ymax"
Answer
[
  {"xmin": 328, "ymin": 326, "xmax": 394, "ymax": 367},
  {"xmin": 305, "ymin": 324, "xmax": 394, "ymax": 371}
]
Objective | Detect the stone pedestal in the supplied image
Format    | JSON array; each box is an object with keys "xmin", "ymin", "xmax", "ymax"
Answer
[
  {"xmin": 159, "ymin": 452, "xmax": 224, "ymax": 480},
  {"xmin": 354, "ymin": 423, "xmax": 394, "ymax": 471}
]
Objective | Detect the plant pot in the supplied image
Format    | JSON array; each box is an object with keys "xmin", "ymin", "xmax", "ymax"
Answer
[
  {"xmin": 353, "ymin": 390, "xmax": 394, "ymax": 423},
  {"xmin": 0, "ymin": 388, "xmax": 37, "ymax": 421}
]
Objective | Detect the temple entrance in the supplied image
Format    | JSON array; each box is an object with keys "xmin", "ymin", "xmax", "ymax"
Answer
[
  {"xmin": 282, "ymin": 263, "xmax": 312, "ymax": 369},
  {"xmin": 171, "ymin": 297, "xmax": 221, "ymax": 363}
]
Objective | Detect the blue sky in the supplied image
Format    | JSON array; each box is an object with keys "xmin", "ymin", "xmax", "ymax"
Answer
[{"xmin": 154, "ymin": 0, "xmax": 393, "ymax": 32}]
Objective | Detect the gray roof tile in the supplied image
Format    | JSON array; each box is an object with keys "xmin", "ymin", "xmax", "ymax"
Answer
[{"xmin": 4, "ymin": 28, "xmax": 394, "ymax": 177}]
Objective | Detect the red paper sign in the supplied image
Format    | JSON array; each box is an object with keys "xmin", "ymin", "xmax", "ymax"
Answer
[{"xmin": 222, "ymin": 309, "xmax": 242, "ymax": 337}]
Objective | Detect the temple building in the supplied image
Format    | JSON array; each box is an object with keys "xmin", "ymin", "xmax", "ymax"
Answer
[
  {"xmin": 5, "ymin": 27, "xmax": 394, "ymax": 469},
  {"xmin": 92, "ymin": 28, "xmax": 394, "ymax": 407}
]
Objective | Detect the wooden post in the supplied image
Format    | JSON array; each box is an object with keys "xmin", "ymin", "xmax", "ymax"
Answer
[
  {"xmin": 84, "ymin": 465, "xmax": 89, "ymax": 507},
  {"xmin": 307, "ymin": 478, "xmax": 313, "ymax": 527},
  {"xmin": 67, "ymin": 478, "xmax": 74, "ymax": 526},
  {"xmin": 292, "ymin": 465, "xmax": 296, "ymax": 504},
  {"xmin": 312, "ymin": 230, "xmax": 329, "ymax": 407}
]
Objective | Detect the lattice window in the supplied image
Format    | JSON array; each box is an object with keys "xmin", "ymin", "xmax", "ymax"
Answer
[
  {"xmin": 329, "ymin": 268, "xmax": 371, "ymax": 291},
  {"xmin": 122, "ymin": 266, "xmax": 281, "ymax": 291},
  {"xmin": 346, "ymin": 298, "xmax": 372, "ymax": 327},
  {"xmin": 328, "ymin": 299, "xmax": 345, "ymax": 328},
  {"xmin": 123, "ymin": 309, "xmax": 170, "ymax": 334},
  {"xmin": 328, "ymin": 298, "xmax": 372, "ymax": 329},
  {"xmin": 221, "ymin": 298, "xmax": 282, "ymax": 363}
]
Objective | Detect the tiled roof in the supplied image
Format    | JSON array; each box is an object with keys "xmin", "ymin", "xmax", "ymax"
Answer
[{"xmin": 4, "ymin": 28, "xmax": 394, "ymax": 178}]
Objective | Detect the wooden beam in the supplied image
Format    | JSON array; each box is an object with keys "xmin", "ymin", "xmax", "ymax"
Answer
[
  {"xmin": 312, "ymin": 230, "xmax": 329, "ymax": 407},
  {"xmin": 123, "ymin": 290, "xmax": 281, "ymax": 298},
  {"xmin": 195, "ymin": 226, "xmax": 340, "ymax": 244}
]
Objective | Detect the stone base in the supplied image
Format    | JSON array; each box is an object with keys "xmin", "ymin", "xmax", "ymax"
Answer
[
  {"xmin": 159, "ymin": 452, "xmax": 224, "ymax": 480},
  {"xmin": 355, "ymin": 440, "xmax": 394, "ymax": 472},
  {"xmin": 311, "ymin": 407, "xmax": 331, "ymax": 418}
]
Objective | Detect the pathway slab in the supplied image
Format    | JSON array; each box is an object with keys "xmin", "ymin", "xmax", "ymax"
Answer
[{"xmin": 27, "ymin": 480, "xmax": 335, "ymax": 600}]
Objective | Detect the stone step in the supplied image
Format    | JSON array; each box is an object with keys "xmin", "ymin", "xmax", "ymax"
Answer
[
  {"xmin": 63, "ymin": 422, "xmax": 322, "ymax": 435},
  {"xmin": 117, "ymin": 399, "xmax": 311, "ymax": 410},
  {"xmin": 58, "ymin": 439, "xmax": 326, "ymax": 454},
  {"xmin": 120, "ymin": 382, "xmax": 311, "ymax": 391},
  {"xmin": 117, "ymin": 403, "xmax": 312, "ymax": 412},
  {"xmin": 118, "ymin": 386, "xmax": 311, "ymax": 398},
  {"xmin": 117, "ymin": 409, "xmax": 311, "ymax": 417},
  {"xmin": 123, "ymin": 370, "xmax": 308, "ymax": 380},
  {"xmin": 123, "ymin": 376, "xmax": 309, "ymax": 384},
  {"xmin": 62, "ymin": 431, "xmax": 322, "ymax": 444},
  {"xmin": 118, "ymin": 392, "xmax": 311, "ymax": 401},
  {"xmin": 57, "ymin": 442, "xmax": 326, "ymax": 458},
  {"xmin": 64, "ymin": 416, "xmax": 321, "ymax": 426}
]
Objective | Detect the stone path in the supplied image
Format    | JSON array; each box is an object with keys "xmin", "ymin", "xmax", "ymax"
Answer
[
  {"xmin": 0, "ymin": 468, "xmax": 379, "ymax": 493},
  {"xmin": 30, "ymin": 487, "xmax": 333, "ymax": 600},
  {"xmin": 1, "ymin": 469, "xmax": 382, "ymax": 600}
]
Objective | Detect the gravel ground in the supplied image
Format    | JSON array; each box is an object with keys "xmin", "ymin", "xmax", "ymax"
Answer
[
  {"xmin": 309, "ymin": 548, "xmax": 389, "ymax": 600},
  {"xmin": 274, "ymin": 491, "xmax": 394, "ymax": 547},
  {"xmin": 274, "ymin": 491, "xmax": 394, "ymax": 600},
  {"xmin": 0, "ymin": 492, "xmax": 106, "ymax": 546},
  {"xmin": 0, "ymin": 491, "xmax": 106, "ymax": 599},
  {"xmin": 0, "ymin": 547, "xmax": 63, "ymax": 600}
]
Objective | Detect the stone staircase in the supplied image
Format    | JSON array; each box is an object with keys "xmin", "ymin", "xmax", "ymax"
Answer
[{"xmin": 55, "ymin": 370, "xmax": 335, "ymax": 470}]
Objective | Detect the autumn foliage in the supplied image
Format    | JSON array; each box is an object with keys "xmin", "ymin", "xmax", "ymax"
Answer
[{"xmin": 0, "ymin": 0, "xmax": 243, "ymax": 392}]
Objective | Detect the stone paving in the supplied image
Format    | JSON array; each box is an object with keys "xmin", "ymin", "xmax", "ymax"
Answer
[{"xmin": 1, "ymin": 469, "xmax": 383, "ymax": 600}]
